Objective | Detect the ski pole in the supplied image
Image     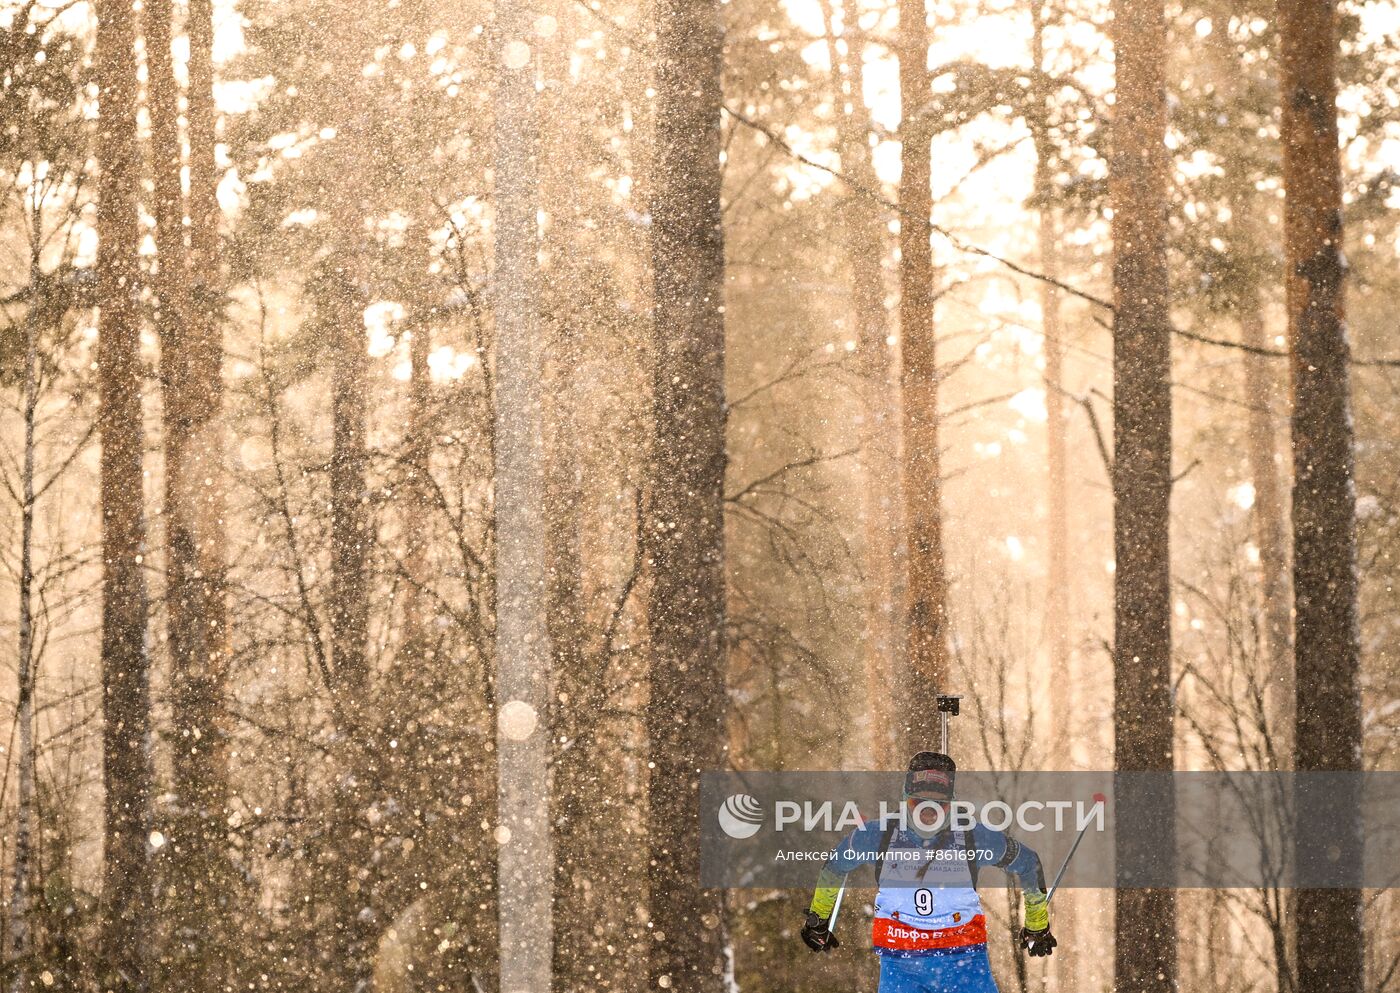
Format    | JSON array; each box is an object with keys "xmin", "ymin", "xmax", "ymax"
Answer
[
  {"xmin": 1046, "ymin": 792, "xmax": 1106, "ymax": 906},
  {"xmin": 827, "ymin": 879, "xmax": 847, "ymax": 934}
]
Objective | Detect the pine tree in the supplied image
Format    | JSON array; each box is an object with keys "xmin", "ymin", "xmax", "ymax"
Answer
[
  {"xmin": 315, "ymin": 9, "xmax": 378, "ymax": 984},
  {"xmin": 1109, "ymin": 0, "xmax": 1177, "ymax": 990},
  {"xmin": 95, "ymin": 0, "xmax": 155, "ymax": 987},
  {"xmin": 1278, "ymin": 1, "xmax": 1364, "ymax": 990},
  {"xmin": 897, "ymin": 0, "xmax": 949, "ymax": 751},
  {"xmin": 146, "ymin": 0, "xmax": 239, "ymax": 981},
  {"xmin": 646, "ymin": 0, "xmax": 729, "ymax": 987}
]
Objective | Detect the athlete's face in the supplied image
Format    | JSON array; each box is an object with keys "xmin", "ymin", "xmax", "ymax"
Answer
[{"xmin": 905, "ymin": 793, "xmax": 950, "ymax": 836}]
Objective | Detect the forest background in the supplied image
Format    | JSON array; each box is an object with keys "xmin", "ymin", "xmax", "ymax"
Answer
[{"xmin": 0, "ymin": 0, "xmax": 1396, "ymax": 991}]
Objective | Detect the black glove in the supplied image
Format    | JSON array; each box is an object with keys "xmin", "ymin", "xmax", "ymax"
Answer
[
  {"xmin": 1020, "ymin": 925, "xmax": 1057, "ymax": 957},
  {"xmin": 801, "ymin": 911, "xmax": 839, "ymax": 952}
]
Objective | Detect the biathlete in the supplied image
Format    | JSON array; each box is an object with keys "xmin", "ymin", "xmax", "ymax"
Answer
[{"xmin": 799, "ymin": 752, "xmax": 1057, "ymax": 993}]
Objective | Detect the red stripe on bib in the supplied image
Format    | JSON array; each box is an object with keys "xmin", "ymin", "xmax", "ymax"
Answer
[{"xmin": 872, "ymin": 914, "xmax": 988, "ymax": 951}]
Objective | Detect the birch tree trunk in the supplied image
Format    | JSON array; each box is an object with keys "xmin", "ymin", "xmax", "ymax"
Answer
[
  {"xmin": 1109, "ymin": 0, "xmax": 1177, "ymax": 989},
  {"xmin": 1278, "ymin": 1, "xmax": 1364, "ymax": 990},
  {"xmin": 646, "ymin": 0, "xmax": 729, "ymax": 987},
  {"xmin": 897, "ymin": 0, "xmax": 949, "ymax": 751},
  {"xmin": 96, "ymin": 1, "xmax": 156, "ymax": 987},
  {"xmin": 492, "ymin": 4, "xmax": 554, "ymax": 990}
]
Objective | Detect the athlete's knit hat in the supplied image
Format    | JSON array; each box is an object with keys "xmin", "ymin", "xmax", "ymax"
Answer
[{"xmin": 904, "ymin": 751, "xmax": 955, "ymax": 799}]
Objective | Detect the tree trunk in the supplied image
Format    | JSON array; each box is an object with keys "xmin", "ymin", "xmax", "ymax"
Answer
[
  {"xmin": 402, "ymin": 308, "xmax": 433, "ymax": 645},
  {"xmin": 537, "ymin": 56, "xmax": 597, "ymax": 980},
  {"xmin": 1199, "ymin": 2, "xmax": 1295, "ymax": 772},
  {"xmin": 818, "ymin": 0, "xmax": 900, "ymax": 768},
  {"xmin": 897, "ymin": 0, "xmax": 949, "ymax": 753},
  {"xmin": 8, "ymin": 228, "xmax": 42, "ymax": 993},
  {"xmin": 146, "ymin": 0, "xmax": 238, "ymax": 983},
  {"xmin": 96, "ymin": 1, "xmax": 156, "ymax": 987},
  {"xmin": 329, "ymin": 261, "xmax": 370, "ymax": 700},
  {"xmin": 318, "ymin": 254, "xmax": 378, "ymax": 990},
  {"xmin": 545, "ymin": 311, "xmax": 595, "ymax": 993},
  {"xmin": 145, "ymin": 0, "xmax": 185, "ymax": 314},
  {"xmin": 299, "ymin": 90, "xmax": 376, "ymax": 975},
  {"xmin": 1040, "ymin": 212, "xmax": 1071, "ymax": 749},
  {"xmin": 492, "ymin": 3, "xmax": 554, "ymax": 991},
  {"xmin": 1029, "ymin": 9, "xmax": 1079, "ymax": 991},
  {"xmin": 1277, "ymin": 1, "xmax": 1364, "ymax": 990},
  {"xmin": 538, "ymin": 34, "xmax": 629, "ymax": 988},
  {"xmin": 1239, "ymin": 300, "xmax": 1294, "ymax": 763},
  {"xmin": 1109, "ymin": 0, "xmax": 1177, "ymax": 990},
  {"xmin": 1030, "ymin": 0, "xmax": 1073, "ymax": 771},
  {"xmin": 186, "ymin": 0, "xmax": 219, "ymax": 286},
  {"xmin": 646, "ymin": 0, "xmax": 729, "ymax": 987},
  {"xmin": 308, "ymin": 12, "xmax": 383, "ymax": 987}
]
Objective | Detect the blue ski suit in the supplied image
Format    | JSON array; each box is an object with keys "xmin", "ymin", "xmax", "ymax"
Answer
[{"xmin": 808, "ymin": 811, "xmax": 1049, "ymax": 993}]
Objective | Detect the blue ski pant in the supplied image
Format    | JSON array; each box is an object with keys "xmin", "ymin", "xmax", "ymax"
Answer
[{"xmin": 877, "ymin": 946, "xmax": 1000, "ymax": 993}]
